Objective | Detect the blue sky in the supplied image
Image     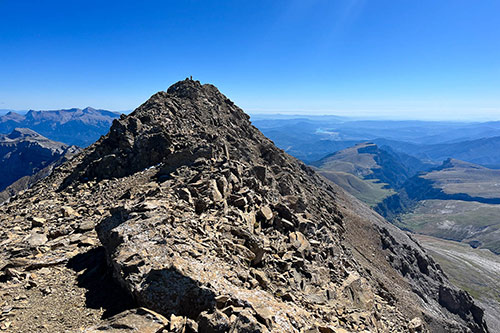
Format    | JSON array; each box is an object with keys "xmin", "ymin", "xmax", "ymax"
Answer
[{"xmin": 1, "ymin": 0, "xmax": 499, "ymax": 120}]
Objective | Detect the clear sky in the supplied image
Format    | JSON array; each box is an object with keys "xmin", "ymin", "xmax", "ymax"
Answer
[{"xmin": 1, "ymin": 0, "xmax": 499, "ymax": 120}]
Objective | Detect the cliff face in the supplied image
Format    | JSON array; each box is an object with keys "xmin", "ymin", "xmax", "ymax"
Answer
[
  {"xmin": 0, "ymin": 128, "xmax": 78, "ymax": 193},
  {"xmin": 313, "ymin": 142, "xmax": 427, "ymax": 190},
  {"xmin": 375, "ymin": 158, "xmax": 500, "ymax": 225},
  {"xmin": 0, "ymin": 80, "xmax": 488, "ymax": 332}
]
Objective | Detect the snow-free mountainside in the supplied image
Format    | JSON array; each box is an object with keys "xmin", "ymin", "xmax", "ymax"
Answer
[{"xmin": 0, "ymin": 80, "xmax": 488, "ymax": 332}]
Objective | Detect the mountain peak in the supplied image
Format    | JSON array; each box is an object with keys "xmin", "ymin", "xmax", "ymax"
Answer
[
  {"xmin": 1, "ymin": 111, "xmax": 24, "ymax": 122},
  {"xmin": 82, "ymin": 107, "xmax": 96, "ymax": 113},
  {"xmin": 166, "ymin": 78, "xmax": 205, "ymax": 98},
  {"xmin": 7, "ymin": 127, "xmax": 42, "ymax": 139},
  {"xmin": 61, "ymin": 80, "xmax": 250, "ymax": 185},
  {"xmin": 164, "ymin": 78, "xmax": 228, "ymax": 101},
  {"xmin": 1, "ymin": 81, "xmax": 487, "ymax": 332}
]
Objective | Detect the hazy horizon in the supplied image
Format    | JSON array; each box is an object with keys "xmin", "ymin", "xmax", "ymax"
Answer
[{"xmin": 2, "ymin": 106, "xmax": 499, "ymax": 122}]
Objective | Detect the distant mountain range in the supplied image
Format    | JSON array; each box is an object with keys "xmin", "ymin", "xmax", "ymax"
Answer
[
  {"xmin": 0, "ymin": 107, "xmax": 119, "ymax": 202},
  {"xmin": 0, "ymin": 128, "xmax": 80, "ymax": 197},
  {"xmin": 252, "ymin": 115, "xmax": 500, "ymax": 167},
  {"xmin": 0, "ymin": 107, "xmax": 121, "ymax": 147},
  {"xmin": 387, "ymin": 136, "xmax": 500, "ymax": 168}
]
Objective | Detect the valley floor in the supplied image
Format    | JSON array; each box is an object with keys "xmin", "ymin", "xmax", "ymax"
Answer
[
  {"xmin": 414, "ymin": 234, "xmax": 500, "ymax": 332},
  {"xmin": 397, "ymin": 199, "xmax": 500, "ymax": 253}
]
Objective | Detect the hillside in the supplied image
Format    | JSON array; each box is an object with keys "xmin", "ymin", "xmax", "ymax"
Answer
[
  {"xmin": 319, "ymin": 151, "xmax": 500, "ymax": 329},
  {"xmin": 0, "ymin": 128, "xmax": 78, "ymax": 193},
  {"xmin": 0, "ymin": 80, "xmax": 487, "ymax": 332},
  {"xmin": 422, "ymin": 159, "xmax": 500, "ymax": 199},
  {"xmin": 415, "ymin": 235, "xmax": 500, "ymax": 333},
  {"xmin": 313, "ymin": 143, "xmax": 431, "ymax": 206},
  {"xmin": 317, "ymin": 170, "xmax": 394, "ymax": 206},
  {"xmin": 0, "ymin": 107, "xmax": 120, "ymax": 147}
]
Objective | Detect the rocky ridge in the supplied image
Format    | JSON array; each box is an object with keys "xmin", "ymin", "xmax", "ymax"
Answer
[{"xmin": 0, "ymin": 80, "xmax": 488, "ymax": 332}]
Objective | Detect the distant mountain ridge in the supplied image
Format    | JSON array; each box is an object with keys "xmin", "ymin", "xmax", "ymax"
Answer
[
  {"xmin": 412, "ymin": 136, "xmax": 500, "ymax": 168},
  {"xmin": 312, "ymin": 143, "xmax": 433, "ymax": 206},
  {"xmin": 0, "ymin": 109, "xmax": 28, "ymax": 116},
  {"xmin": 251, "ymin": 115, "xmax": 500, "ymax": 167},
  {"xmin": 0, "ymin": 107, "xmax": 121, "ymax": 147}
]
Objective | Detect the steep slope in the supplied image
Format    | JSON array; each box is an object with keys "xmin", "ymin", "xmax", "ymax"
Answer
[
  {"xmin": 0, "ymin": 147, "xmax": 80, "ymax": 204},
  {"xmin": 0, "ymin": 128, "xmax": 79, "ymax": 192},
  {"xmin": 415, "ymin": 235, "xmax": 500, "ymax": 333},
  {"xmin": 0, "ymin": 107, "xmax": 120, "ymax": 147},
  {"xmin": 315, "ymin": 170, "xmax": 393, "ymax": 206},
  {"xmin": 374, "ymin": 159, "xmax": 500, "ymax": 327},
  {"xmin": 0, "ymin": 80, "xmax": 487, "ymax": 332}
]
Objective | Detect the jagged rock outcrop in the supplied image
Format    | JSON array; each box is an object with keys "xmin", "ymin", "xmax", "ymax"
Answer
[{"xmin": 0, "ymin": 80, "xmax": 488, "ymax": 332}]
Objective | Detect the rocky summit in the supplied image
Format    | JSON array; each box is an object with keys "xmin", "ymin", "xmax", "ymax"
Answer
[{"xmin": 0, "ymin": 80, "xmax": 489, "ymax": 332}]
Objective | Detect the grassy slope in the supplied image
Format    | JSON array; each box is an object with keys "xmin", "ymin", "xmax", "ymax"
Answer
[
  {"xmin": 384, "ymin": 160, "xmax": 500, "ymax": 253},
  {"xmin": 423, "ymin": 160, "xmax": 500, "ymax": 199},
  {"xmin": 415, "ymin": 235, "xmax": 500, "ymax": 332},
  {"xmin": 319, "ymin": 170, "xmax": 394, "ymax": 206},
  {"xmin": 397, "ymin": 200, "xmax": 500, "ymax": 253},
  {"xmin": 314, "ymin": 143, "xmax": 407, "ymax": 206}
]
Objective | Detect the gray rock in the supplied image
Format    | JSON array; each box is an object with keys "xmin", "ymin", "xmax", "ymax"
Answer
[
  {"xmin": 84, "ymin": 307, "xmax": 168, "ymax": 332},
  {"xmin": 27, "ymin": 231, "xmax": 48, "ymax": 248},
  {"xmin": 198, "ymin": 310, "xmax": 231, "ymax": 333}
]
